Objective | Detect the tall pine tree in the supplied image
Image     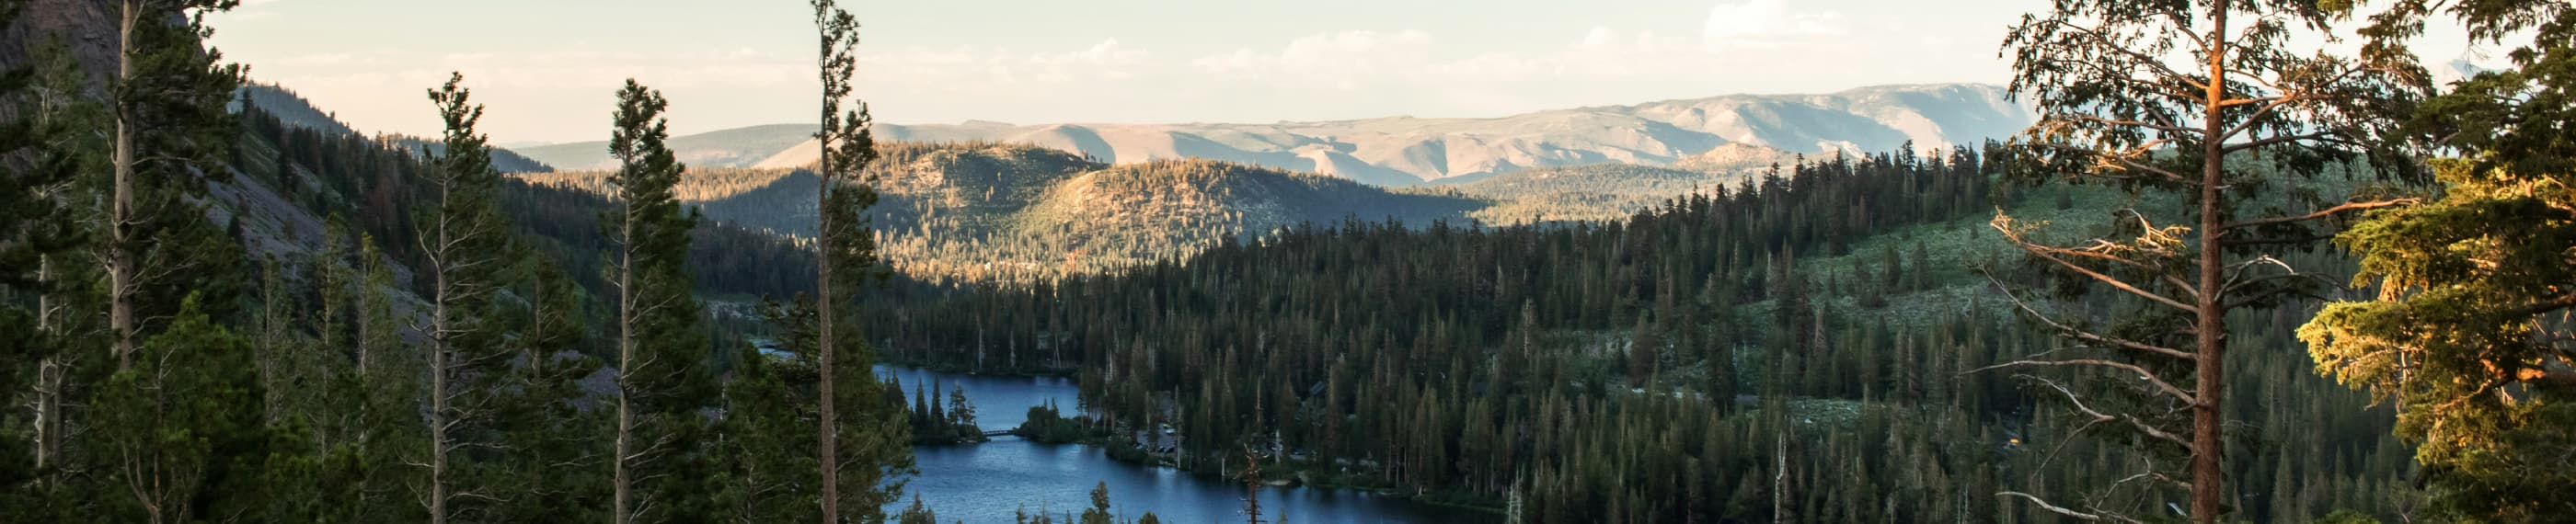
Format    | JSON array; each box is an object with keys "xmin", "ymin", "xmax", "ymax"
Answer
[
  {"xmin": 103, "ymin": 0, "xmax": 245, "ymax": 370},
  {"xmin": 809, "ymin": 2, "xmax": 911, "ymax": 521},
  {"xmin": 420, "ymin": 72, "xmax": 514, "ymax": 524},
  {"xmin": 1992, "ymin": 1, "xmax": 2424, "ymax": 521},
  {"xmin": 604, "ymin": 78, "xmax": 710, "ymax": 524}
]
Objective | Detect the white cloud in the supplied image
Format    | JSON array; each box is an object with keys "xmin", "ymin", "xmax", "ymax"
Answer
[
  {"xmin": 862, "ymin": 40, "xmax": 1149, "ymax": 85},
  {"xmin": 1187, "ymin": 28, "xmax": 1723, "ymax": 89},
  {"xmin": 1190, "ymin": 30, "xmax": 1434, "ymax": 88},
  {"xmin": 1161, "ymin": 27, "xmax": 1858, "ymax": 118},
  {"xmin": 1703, "ymin": 0, "xmax": 1847, "ymax": 51},
  {"xmin": 1440, "ymin": 28, "xmax": 1709, "ymax": 81}
]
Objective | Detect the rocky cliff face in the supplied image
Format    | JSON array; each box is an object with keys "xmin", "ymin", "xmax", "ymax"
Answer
[
  {"xmin": 3, "ymin": 2, "xmax": 414, "ymax": 286},
  {"xmin": 2, "ymin": 0, "xmax": 121, "ymax": 93}
]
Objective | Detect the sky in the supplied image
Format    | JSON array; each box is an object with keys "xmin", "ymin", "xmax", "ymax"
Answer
[{"xmin": 208, "ymin": 0, "xmax": 2500, "ymax": 146}]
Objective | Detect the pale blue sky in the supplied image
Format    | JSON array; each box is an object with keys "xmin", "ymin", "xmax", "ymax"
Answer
[{"xmin": 210, "ymin": 0, "xmax": 2493, "ymax": 145}]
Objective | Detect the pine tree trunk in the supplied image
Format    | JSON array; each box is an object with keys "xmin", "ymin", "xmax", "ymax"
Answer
[
  {"xmin": 1774, "ymin": 430, "xmax": 1790, "ymax": 524},
  {"xmin": 817, "ymin": 140, "xmax": 841, "ymax": 524},
  {"xmin": 2189, "ymin": 5, "xmax": 2231, "ymax": 523},
  {"xmin": 614, "ymin": 197, "xmax": 639, "ymax": 524},
  {"xmin": 33, "ymin": 255, "xmax": 63, "ymax": 477},
  {"xmin": 430, "ymin": 184, "xmax": 454, "ymax": 524},
  {"xmin": 109, "ymin": 0, "xmax": 139, "ymax": 371},
  {"xmin": 259, "ymin": 268, "xmax": 290, "ymax": 425}
]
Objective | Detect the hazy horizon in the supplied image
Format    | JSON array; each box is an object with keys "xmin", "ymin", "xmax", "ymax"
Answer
[{"xmin": 213, "ymin": 0, "xmax": 2501, "ymax": 146}]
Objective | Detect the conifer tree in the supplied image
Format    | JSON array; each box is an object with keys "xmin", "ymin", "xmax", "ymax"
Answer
[
  {"xmin": 604, "ymin": 78, "xmax": 707, "ymax": 524},
  {"xmin": 253, "ymin": 257, "xmax": 303, "ymax": 425},
  {"xmin": 1627, "ymin": 315, "xmax": 1660, "ymax": 386},
  {"xmin": 2303, "ymin": 2, "xmax": 2575, "ymax": 519},
  {"xmin": 43, "ymin": 2, "xmax": 269, "ymax": 519},
  {"xmin": 103, "ymin": 0, "xmax": 246, "ymax": 370},
  {"xmin": 896, "ymin": 494, "xmax": 939, "ymax": 524},
  {"xmin": 489, "ymin": 258, "xmax": 606, "ymax": 523},
  {"xmin": 0, "ymin": 7, "xmax": 100, "ymax": 488},
  {"xmin": 90, "ymin": 295, "xmax": 286, "ymax": 523},
  {"xmin": 420, "ymin": 72, "xmax": 514, "ymax": 524},
  {"xmin": 809, "ymin": 1, "xmax": 911, "ymax": 521},
  {"xmin": 1080, "ymin": 482, "xmax": 1115, "ymax": 524},
  {"xmin": 317, "ymin": 230, "xmax": 426, "ymax": 523},
  {"xmin": 718, "ymin": 302, "xmax": 822, "ymax": 523},
  {"xmin": 355, "ymin": 234, "xmax": 399, "ymax": 376},
  {"xmin": 310, "ymin": 217, "xmax": 351, "ymax": 365},
  {"xmin": 1992, "ymin": 1, "xmax": 2423, "ymax": 521}
]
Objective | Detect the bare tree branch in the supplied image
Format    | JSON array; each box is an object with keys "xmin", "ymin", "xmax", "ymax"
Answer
[
  {"xmin": 2221, "ymin": 199, "xmax": 2421, "ymax": 231},
  {"xmin": 1994, "ymin": 221, "xmax": 2199, "ymax": 313},
  {"xmin": 2221, "ymin": 131, "xmax": 2361, "ymax": 154},
  {"xmin": 2027, "ymin": 376, "xmax": 2194, "ymax": 448},
  {"xmin": 1966, "ymin": 359, "xmax": 2197, "ymax": 404},
  {"xmin": 1984, "ymin": 273, "xmax": 2200, "ymax": 361},
  {"xmin": 1998, "ymin": 492, "xmax": 2145, "ymax": 523}
]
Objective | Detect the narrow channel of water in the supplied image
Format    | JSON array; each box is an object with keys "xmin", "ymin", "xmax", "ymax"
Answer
[{"xmin": 874, "ymin": 366, "xmax": 1493, "ymax": 523}]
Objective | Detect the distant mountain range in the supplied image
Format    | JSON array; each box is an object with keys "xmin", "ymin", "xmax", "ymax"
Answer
[
  {"xmin": 517, "ymin": 142, "xmax": 1488, "ymax": 281},
  {"xmin": 509, "ymin": 140, "xmax": 1822, "ymax": 281},
  {"xmin": 512, "ymin": 84, "xmax": 2031, "ymax": 186},
  {"xmin": 205, "ymin": 76, "xmax": 2001, "ymax": 280}
]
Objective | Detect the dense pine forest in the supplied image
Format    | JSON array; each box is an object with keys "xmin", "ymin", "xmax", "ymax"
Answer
[{"xmin": 868, "ymin": 146, "xmax": 2418, "ymax": 522}]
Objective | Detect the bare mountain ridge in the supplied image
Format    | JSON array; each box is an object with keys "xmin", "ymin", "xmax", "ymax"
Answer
[{"xmin": 512, "ymin": 84, "xmax": 2030, "ymax": 185}]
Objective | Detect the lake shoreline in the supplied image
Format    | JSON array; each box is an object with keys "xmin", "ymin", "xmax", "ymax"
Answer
[{"xmin": 875, "ymin": 364, "xmax": 1497, "ymax": 522}]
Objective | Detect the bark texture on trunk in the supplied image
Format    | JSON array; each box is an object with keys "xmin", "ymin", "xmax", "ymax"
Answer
[
  {"xmin": 34, "ymin": 255, "xmax": 63, "ymax": 476},
  {"xmin": 2190, "ymin": 5, "xmax": 2230, "ymax": 523},
  {"xmin": 613, "ymin": 197, "xmax": 639, "ymax": 524},
  {"xmin": 816, "ymin": 134, "xmax": 841, "ymax": 524},
  {"xmin": 109, "ymin": 0, "xmax": 137, "ymax": 371},
  {"xmin": 428, "ymin": 182, "xmax": 454, "ymax": 524}
]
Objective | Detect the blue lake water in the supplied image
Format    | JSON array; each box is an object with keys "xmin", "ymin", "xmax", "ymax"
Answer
[{"xmin": 873, "ymin": 366, "xmax": 1494, "ymax": 523}]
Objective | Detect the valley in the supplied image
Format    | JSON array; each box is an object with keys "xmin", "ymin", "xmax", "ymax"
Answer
[{"xmin": 511, "ymin": 139, "xmax": 1805, "ymax": 282}]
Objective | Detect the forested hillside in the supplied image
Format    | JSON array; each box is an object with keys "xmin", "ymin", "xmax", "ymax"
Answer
[
  {"xmin": 868, "ymin": 144, "xmax": 2416, "ymax": 522},
  {"xmin": 233, "ymin": 95, "xmax": 811, "ymax": 302},
  {"xmin": 519, "ymin": 141, "xmax": 1831, "ymax": 283},
  {"xmin": 1450, "ymin": 163, "xmax": 1765, "ymax": 224},
  {"xmin": 521, "ymin": 142, "xmax": 1489, "ymax": 283},
  {"xmin": 0, "ymin": 3, "xmax": 920, "ymax": 514}
]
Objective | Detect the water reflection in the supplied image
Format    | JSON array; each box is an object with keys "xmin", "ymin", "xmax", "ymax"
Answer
[{"xmin": 874, "ymin": 366, "xmax": 1492, "ymax": 523}]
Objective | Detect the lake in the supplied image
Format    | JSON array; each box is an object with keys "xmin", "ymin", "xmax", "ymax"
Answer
[{"xmin": 874, "ymin": 366, "xmax": 1494, "ymax": 523}]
